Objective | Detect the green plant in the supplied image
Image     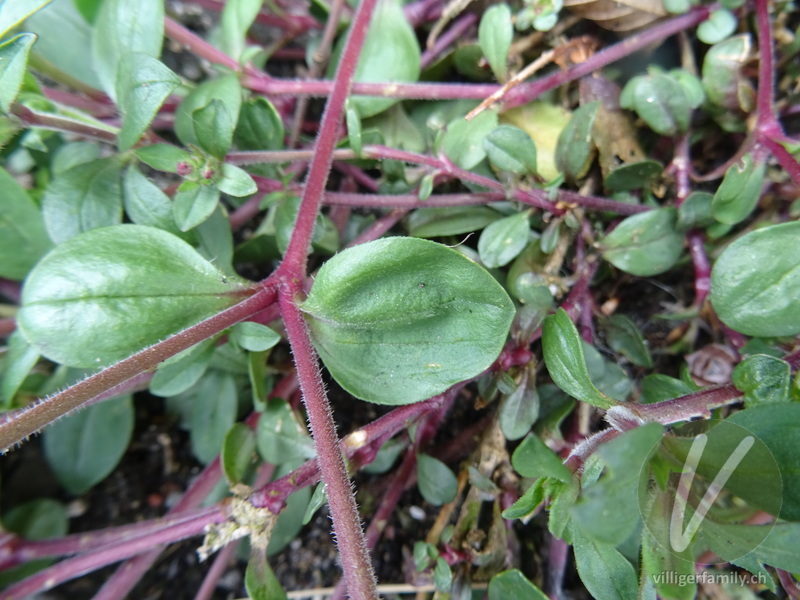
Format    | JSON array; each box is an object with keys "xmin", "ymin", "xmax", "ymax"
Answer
[{"xmin": 1, "ymin": 0, "xmax": 799, "ymax": 599}]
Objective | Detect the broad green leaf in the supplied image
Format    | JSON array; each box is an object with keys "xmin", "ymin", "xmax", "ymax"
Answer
[
  {"xmin": 641, "ymin": 515, "xmax": 697, "ymax": 600},
  {"xmin": 301, "ymin": 237, "xmax": 515, "ymax": 405},
  {"xmin": 234, "ymin": 97, "xmax": 284, "ymax": 151},
  {"xmin": 711, "ymin": 153, "xmax": 765, "ymax": 225},
  {"xmin": 641, "ymin": 374, "xmax": 694, "ymax": 404},
  {"xmin": 582, "ymin": 340, "xmax": 632, "ymax": 402},
  {"xmin": 502, "ymin": 101, "xmax": 571, "ymax": 181},
  {"xmin": 733, "ymin": 354, "xmax": 790, "ymax": 408},
  {"xmin": 196, "ymin": 206, "xmax": 236, "ymax": 273},
  {"xmin": 548, "ymin": 478, "xmax": 579, "ymax": 539},
  {"xmin": 330, "ymin": 0, "xmax": 420, "ymax": 118},
  {"xmin": 219, "ymin": 0, "xmax": 263, "ymax": 61},
  {"xmin": 572, "ymin": 526, "xmax": 638, "ymax": 600},
  {"xmin": 230, "ymin": 322, "xmax": 281, "ymax": 352},
  {"xmin": 43, "ymin": 395, "xmax": 134, "ymax": 494},
  {"xmin": 729, "ymin": 523, "xmax": 800, "ymax": 575},
  {"xmin": 0, "ymin": 0, "xmax": 53, "ymax": 37},
  {"xmin": 3, "ymin": 498, "xmax": 67, "ymax": 540},
  {"xmin": 499, "ymin": 369, "xmax": 539, "ymax": 441},
  {"xmin": 362, "ymin": 438, "xmax": 405, "ymax": 475},
  {"xmin": 193, "ymin": 99, "xmax": 234, "ymax": 159},
  {"xmin": 135, "ymin": 144, "xmax": 193, "ymax": 174},
  {"xmin": 555, "ymin": 101, "xmax": 599, "ymax": 182},
  {"xmin": 175, "ymin": 74, "xmax": 242, "ymax": 148},
  {"xmin": 245, "ymin": 549, "xmax": 287, "ymax": 600},
  {"xmin": 600, "ymin": 207, "xmax": 683, "ymax": 276},
  {"xmin": 710, "ymin": 221, "xmax": 800, "ymax": 337},
  {"xmin": 603, "ymin": 314, "xmax": 652, "ymax": 367},
  {"xmin": 52, "ymin": 142, "xmax": 101, "ymax": 174},
  {"xmin": 256, "ymin": 399, "xmax": 316, "ymax": 464},
  {"xmin": 116, "ymin": 53, "xmax": 180, "ymax": 150},
  {"xmin": 92, "ymin": 0, "xmax": 164, "ymax": 101},
  {"xmin": 502, "ymin": 477, "xmax": 546, "ymax": 520},
  {"xmin": 150, "ymin": 338, "xmax": 216, "ymax": 397},
  {"xmin": 222, "ymin": 422, "xmax": 258, "ymax": 485},
  {"xmin": 478, "ymin": 211, "xmax": 530, "ymax": 268},
  {"xmin": 407, "ymin": 206, "xmax": 501, "ymax": 238},
  {"xmin": 702, "ymin": 35, "xmax": 753, "ymax": 111},
  {"xmin": 484, "ymin": 125, "xmax": 537, "ymax": 175},
  {"xmin": 18, "ymin": 225, "xmax": 250, "ymax": 368},
  {"xmin": 73, "ymin": 0, "xmax": 103, "ymax": 23},
  {"xmin": 620, "ymin": 70, "xmax": 694, "ymax": 136},
  {"xmin": 697, "ymin": 8, "xmax": 737, "ymax": 44},
  {"xmin": 1, "ymin": 331, "xmax": 40, "ymax": 405},
  {"xmin": 417, "ymin": 453, "xmax": 458, "ymax": 505},
  {"xmin": 173, "ymin": 184, "xmax": 220, "ymax": 232},
  {"xmin": 541, "ymin": 308, "xmax": 615, "ymax": 409},
  {"xmin": 190, "ymin": 372, "xmax": 238, "ymax": 464},
  {"xmin": 488, "ymin": 569, "xmax": 548, "ymax": 600},
  {"xmin": 217, "ymin": 163, "xmax": 257, "ymax": 197},
  {"xmin": 442, "ymin": 110, "xmax": 498, "ymax": 170},
  {"xmin": 434, "ymin": 557, "xmax": 452, "ymax": 592},
  {"xmin": 512, "ymin": 433, "xmax": 571, "ymax": 482},
  {"xmin": 0, "ymin": 33, "xmax": 36, "ymax": 113},
  {"xmin": 603, "ymin": 160, "xmax": 662, "ymax": 192},
  {"xmin": 274, "ymin": 195, "xmax": 338, "ymax": 256},
  {"xmin": 42, "ymin": 157, "xmax": 123, "ymax": 244},
  {"xmin": 676, "ymin": 191, "xmax": 714, "ymax": 230},
  {"xmin": 0, "ymin": 166, "xmax": 53, "ymax": 280},
  {"xmin": 122, "ymin": 165, "xmax": 183, "ymax": 235},
  {"xmin": 478, "ymin": 4, "xmax": 512, "ymax": 81}
]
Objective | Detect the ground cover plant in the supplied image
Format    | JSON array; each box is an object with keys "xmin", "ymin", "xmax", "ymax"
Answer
[{"xmin": 0, "ymin": 0, "xmax": 799, "ymax": 598}]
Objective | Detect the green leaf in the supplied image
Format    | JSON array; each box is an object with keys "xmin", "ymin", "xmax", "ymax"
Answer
[
  {"xmin": 417, "ymin": 453, "xmax": 458, "ymax": 505},
  {"xmin": 555, "ymin": 101, "xmax": 599, "ymax": 181},
  {"xmin": 676, "ymin": 191, "xmax": 715, "ymax": 230},
  {"xmin": 512, "ymin": 433, "xmax": 571, "ymax": 482},
  {"xmin": 489, "ymin": 569, "xmax": 548, "ymax": 600},
  {"xmin": 478, "ymin": 211, "xmax": 530, "ymax": 268},
  {"xmin": 43, "ymin": 395, "xmax": 134, "ymax": 494},
  {"xmin": 222, "ymin": 423, "xmax": 258, "ymax": 485},
  {"xmin": 1, "ymin": 331, "xmax": 40, "ymax": 405},
  {"xmin": 173, "ymin": 184, "xmax": 220, "ymax": 232},
  {"xmin": 193, "ymin": 99, "xmax": 235, "ymax": 159},
  {"xmin": 219, "ymin": 0, "xmax": 263, "ymax": 60},
  {"xmin": 442, "ymin": 110, "xmax": 498, "ymax": 170},
  {"xmin": 709, "ymin": 221, "xmax": 800, "ymax": 337},
  {"xmin": 620, "ymin": 71, "xmax": 694, "ymax": 136},
  {"xmin": 345, "ymin": 100, "xmax": 363, "ymax": 156},
  {"xmin": 3, "ymin": 498, "xmax": 67, "ymax": 540},
  {"xmin": 42, "ymin": 157, "xmax": 123, "ymax": 244},
  {"xmin": 600, "ymin": 207, "xmax": 683, "ymax": 276},
  {"xmin": 484, "ymin": 125, "xmax": 537, "ymax": 175},
  {"xmin": 267, "ymin": 470, "xmax": 311, "ymax": 556},
  {"xmin": 407, "ymin": 206, "xmax": 501, "ymax": 238},
  {"xmin": 234, "ymin": 97, "xmax": 284, "ymax": 151},
  {"xmin": 116, "ymin": 53, "xmax": 180, "ymax": 150},
  {"xmin": 0, "ymin": 33, "xmax": 36, "ymax": 113},
  {"xmin": 603, "ymin": 314, "xmax": 653, "ymax": 368},
  {"xmin": 641, "ymin": 374, "xmax": 694, "ymax": 404},
  {"xmin": 18, "ymin": 225, "xmax": 250, "ymax": 368},
  {"xmin": 733, "ymin": 354, "xmax": 790, "ymax": 408},
  {"xmin": 245, "ymin": 548, "xmax": 287, "ymax": 600},
  {"xmin": 230, "ymin": 322, "xmax": 281, "ymax": 352},
  {"xmin": 697, "ymin": 9, "xmax": 737, "ymax": 44},
  {"xmin": 702, "ymin": 35, "xmax": 753, "ymax": 112},
  {"xmin": 217, "ymin": 163, "xmax": 257, "ymax": 197},
  {"xmin": 122, "ymin": 165, "xmax": 183, "ymax": 236},
  {"xmin": 175, "ymin": 74, "xmax": 242, "ymax": 148},
  {"xmin": 256, "ymin": 399, "xmax": 316, "ymax": 464},
  {"xmin": 571, "ymin": 525, "xmax": 638, "ymax": 600},
  {"xmin": 196, "ymin": 206, "xmax": 236, "ymax": 272},
  {"xmin": 499, "ymin": 369, "xmax": 539, "ymax": 441},
  {"xmin": 711, "ymin": 153, "xmax": 765, "ymax": 225},
  {"xmin": 502, "ymin": 477, "xmax": 546, "ymax": 520},
  {"xmin": 603, "ymin": 160, "xmax": 662, "ymax": 192},
  {"xmin": 301, "ymin": 237, "xmax": 515, "ymax": 405},
  {"xmin": 150, "ymin": 339, "xmax": 216, "ymax": 397},
  {"xmin": 582, "ymin": 340, "xmax": 632, "ymax": 402},
  {"xmin": 0, "ymin": 0, "xmax": 53, "ymax": 38},
  {"xmin": 478, "ymin": 4, "xmax": 512, "ymax": 81},
  {"xmin": 189, "ymin": 372, "xmax": 238, "ymax": 464},
  {"xmin": 0, "ymin": 166, "xmax": 53, "ymax": 280},
  {"xmin": 331, "ymin": 0, "xmax": 420, "ymax": 118},
  {"xmin": 302, "ymin": 483, "xmax": 327, "ymax": 525},
  {"xmin": 135, "ymin": 144, "xmax": 193, "ymax": 174},
  {"xmin": 73, "ymin": 0, "xmax": 103, "ymax": 23},
  {"xmin": 92, "ymin": 0, "xmax": 164, "ymax": 101},
  {"xmin": 434, "ymin": 557, "xmax": 453, "ymax": 592},
  {"xmin": 541, "ymin": 308, "xmax": 615, "ymax": 409}
]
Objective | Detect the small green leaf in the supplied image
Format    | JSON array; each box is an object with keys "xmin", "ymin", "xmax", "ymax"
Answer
[
  {"xmin": 499, "ymin": 369, "xmax": 539, "ymax": 441},
  {"xmin": 555, "ymin": 101, "xmax": 599, "ymax": 181},
  {"xmin": 193, "ymin": 99, "xmax": 235, "ymax": 159},
  {"xmin": 190, "ymin": 372, "xmax": 238, "ymax": 464},
  {"xmin": 489, "ymin": 569, "xmax": 548, "ymax": 600},
  {"xmin": 512, "ymin": 433, "xmax": 571, "ymax": 481},
  {"xmin": 173, "ymin": 184, "xmax": 220, "ymax": 232},
  {"xmin": 0, "ymin": 0, "xmax": 53, "ymax": 38},
  {"xmin": 710, "ymin": 221, "xmax": 800, "ymax": 337},
  {"xmin": 0, "ymin": 33, "xmax": 36, "ymax": 113},
  {"xmin": 256, "ymin": 399, "xmax": 316, "ymax": 464},
  {"xmin": 217, "ymin": 163, "xmax": 257, "ymax": 197},
  {"xmin": 417, "ymin": 453, "xmax": 458, "ymax": 505},
  {"xmin": 697, "ymin": 8, "xmax": 737, "ymax": 44},
  {"xmin": 676, "ymin": 191, "xmax": 715, "ymax": 230},
  {"xmin": 641, "ymin": 374, "xmax": 694, "ymax": 404},
  {"xmin": 732, "ymin": 354, "xmax": 791, "ymax": 408},
  {"xmin": 502, "ymin": 477, "xmax": 546, "ymax": 520},
  {"xmin": 603, "ymin": 160, "xmax": 662, "ymax": 192},
  {"xmin": 478, "ymin": 4, "xmax": 512, "ymax": 81},
  {"xmin": 92, "ymin": 0, "xmax": 164, "ymax": 101},
  {"xmin": 542, "ymin": 308, "xmax": 615, "ymax": 409},
  {"xmin": 663, "ymin": 0, "xmax": 691, "ymax": 13},
  {"xmin": 122, "ymin": 165, "xmax": 183, "ymax": 235},
  {"xmin": 484, "ymin": 125, "xmax": 537, "ymax": 175},
  {"xmin": 345, "ymin": 100, "xmax": 363, "ymax": 156},
  {"xmin": 302, "ymin": 483, "xmax": 327, "ymax": 525},
  {"xmin": 222, "ymin": 423, "xmax": 257, "ymax": 485},
  {"xmin": 442, "ymin": 110, "xmax": 498, "ymax": 170},
  {"xmin": 219, "ymin": 0, "xmax": 263, "ymax": 60},
  {"xmin": 301, "ymin": 237, "xmax": 514, "ymax": 405},
  {"xmin": 603, "ymin": 314, "xmax": 652, "ymax": 368},
  {"xmin": 702, "ymin": 35, "xmax": 753, "ymax": 111},
  {"xmin": 408, "ymin": 206, "xmax": 500, "ymax": 238},
  {"xmin": 711, "ymin": 153, "xmax": 765, "ymax": 225},
  {"xmin": 620, "ymin": 71, "xmax": 694, "ymax": 136},
  {"xmin": 150, "ymin": 339, "xmax": 216, "ymax": 397},
  {"xmin": 234, "ymin": 97, "xmax": 284, "ymax": 151},
  {"xmin": 42, "ymin": 157, "xmax": 123, "ymax": 244},
  {"xmin": 245, "ymin": 549, "xmax": 287, "ymax": 600},
  {"xmin": 478, "ymin": 211, "xmax": 530, "ymax": 268},
  {"xmin": 600, "ymin": 207, "xmax": 683, "ymax": 276},
  {"xmin": 572, "ymin": 526, "xmax": 638, "ymax": 600},
  {"xmin": 116, "ymin": 53, "xmax": 180, "ymax": 150},
  {"xmin": 582, "ymin": 341, "xmax": 632, "ymax": 402},
  {"xmin": 0, "ymin": 166, "xmax": 53, "ymax": 280},
  {"xmin": 175, "ymin": 74, "xmax": 242, "ymax": 148},
  {"xmin": 362, "ymin": 439, "xmax": 405, "ymax": 475},
  {"xmin": 434, "ymin": 557, "xmax": 453, "ymax": 592},
  {"xmin": 3, "ymin": 498, "xmax": 67, "ymax": 541},
  {"xmin": 43, "ymin": 396, "xmax": 134, "ymax": 494},
  {"xmin": 19, "ymin": 225, "xmax": 250, "ymax": 368},
  {"xmin": 230, "ymin": 322, "xmax": 281, "ymax": 352},
  {"xmin": 1, "ymin": 331, "xmax": 40, "ymax": 405},
  {"xmin": 135, "ymin": 144, "xmax": 193, "ymax": 173}
]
